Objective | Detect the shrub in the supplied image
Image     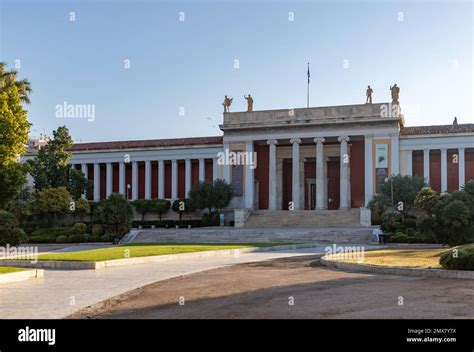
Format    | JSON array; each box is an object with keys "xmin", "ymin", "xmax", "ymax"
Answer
[
  {"xmin": 100, "ymin": 234, "xmax": 111, "ymax": 242},
  {"xmin": 440, "ymin": 245, "xmax": 474, "ymax": 270},
  {"xmin": 380, "ymin": 211, "xmax": 403, "ymax": 233},
  {"xmin": 402, "ymin": 218, "xmax": 417, "ymax": 230},
  {"xmin": 92, "ymin": 224, "xmax": 104, "ymax": 236},
  {"xmin": 102, "ymin": 193, "xmax": 134, "ymax": 237},
  {"xmin": 71, "ymin": 233, "xmax": 84, "ymax": 243},
  {"xmin": 406, "ymin": 228, "xmax": 416, "ymax": 236},
  {"xmin": 30, "ymin": 227, "xmax": 74, "ymax": 238},
  {"xmin": 367, "ymin": 194, "xmax": 391, "ymax": 225},
  {"xmin": 56, "ymin": 235, "xmax": 68, "ymax": 243},
  {"xmin": 189, "ymin": 180, "xmax": 233, "ymax": 214},
  {"xmin": 201, "ymin": 212, "xmax": 220, "ymax": 227},
  {"xmin": 388, "ymin": 233, "xmax": 412, "ymax": 243},
  {"xmin": 133, "ymin": 199, "xmax": 154, "ymax": 221},
  {"xmin": 83, "ymin": 234, "xmax": 91, "ymax": 242},
  {"xmin": 32, "ymin": 187, "xmax": 72, "ymax": 225},
  {"xmin": 0, "ymin": 210, "xmax": 27, "ymax": 246},
  {"xmin": 172, "ymin": 198, "xmax": 196, "ymax": 221},
  {"xmin": 73, "ymin": 223, "xmax": 87, "ymax": 235},
  {"xmin": 381, "ymin": 175, "xmax": 426, "ymax": 214},
  {"xmin": 414, "ymin": 187, "xmax": 439, "ymax": 213},
  {"xmin": 150, "ymin": 199, "xmax": 171, "ymax": 221}
]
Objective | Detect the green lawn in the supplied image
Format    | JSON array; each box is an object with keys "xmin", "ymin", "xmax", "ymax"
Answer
[
  {"xmin": 333, "ymin": 248, "xmax": 447, "ymax": 269},
  {"xmin": 35, "ymin": 243, "xmax": 294, "ymax": 262},
  {"xmin": 0, "ymin": 267, "xmax": 27, "ymax": 274}
]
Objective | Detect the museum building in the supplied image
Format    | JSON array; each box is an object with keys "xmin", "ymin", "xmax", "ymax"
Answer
[{"xmin": 59, "ymin": 102, "xmax": 474, "ymax": 213}]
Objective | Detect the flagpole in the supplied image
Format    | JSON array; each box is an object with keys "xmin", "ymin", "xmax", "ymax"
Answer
[{"xmin": 307, "ymin": 62, "xmax": 310, "ymax": 108}]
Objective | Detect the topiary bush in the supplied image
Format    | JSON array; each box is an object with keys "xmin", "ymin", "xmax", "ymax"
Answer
[
  {"xmin": 73, "ymin": 222, "xmax": 87, "ymax": 235},
  {"xmin": 440, "ymin": 245, "xmax": 474, "ymax": 270},
  {"xmin": 55, "ymin": 235, "xmax": 68, "ymax": 243},
  {"xmin": 92, "ymin": 224, "xmax": 104, "ymax": 236},
  {"xmin": 100, "ymin": 234, "xmax": 111, "ymax": 242}
]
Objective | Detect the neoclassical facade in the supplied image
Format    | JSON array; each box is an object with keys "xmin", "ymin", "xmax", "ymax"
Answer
[{"xmin": 27, "ymin": 102, "xmax": 474, "ymax": 212}]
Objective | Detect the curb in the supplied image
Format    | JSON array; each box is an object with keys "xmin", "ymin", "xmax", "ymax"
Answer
[
  {"xmin": 320, "ymin": 256, "xmax": 474, "ymax": 280},
  {"xmin": 0, "ymin": 269, "xmax": 44, "ymax": 284},
  {"xmin": 0, "ymin": 243, "xmax": 319, "ymax": 271}
]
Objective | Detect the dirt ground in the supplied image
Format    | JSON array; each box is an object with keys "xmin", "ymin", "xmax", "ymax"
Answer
[{"xmin": 70, "ymin": 255, "xmax": 474, "ymax": 319}]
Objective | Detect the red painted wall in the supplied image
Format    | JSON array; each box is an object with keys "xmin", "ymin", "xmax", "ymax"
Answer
[
  {"xmin": 254, "ymin": 144, "xmax": 269, "ymax": 209},
  {"xmin": 87, "ymin": 165, "xmax": 93, "ymax": 200},
  {"xmin": 350, "ymin": 141, "xmax": 365, "ymax": 208},
  {"xmin": 125, "ymin": 163, "xmax": 132, "ymax": 199},
  {"xmin": 100, "ymin": 164, "xmax": 106, "ymax": 200},
  {"xmin": 282, "ymin": 159, "xmax": 292, "ymax": 210},
  {"xmin": 447, "ymin": 150, "xmax": 459, "ymax": 191},
  {"xmin": 412, "ymin": 151, "xmax": 424, "ymax": 178},
  {"xmin": 112, "ymin": 163, "xmax": 119, "ymax": 193},
  {"xmin": 304, "ymin": 161, "xmax": 316, "ymax": 210},
  {"xmin": 138, "ymin": 163, "xmax": 145, "ymax": 199},
  {"xmin": 191, "ymin": 160, "xmax": 199, "ymax": 186},
  {"xmin": 178, "ymin": 161, "xmax": 185, "ymax": 198},
  {"xmin": 151, "ymin": 162, "xmax": 158, "ymax": 198},
  {"xmin": 164, "ymin": 162, "xmax": 171, "ymax": 198},
  {"xmin": 466, "ymin": 149, "xmax": 474, "ymax": 182},
  {"xmin": 430, "ymin": 151, "xmax": 441, "ymax": 192},
  {"xmin": 205, "ymin": 159, "xmax": 213, "ymax": 181}
]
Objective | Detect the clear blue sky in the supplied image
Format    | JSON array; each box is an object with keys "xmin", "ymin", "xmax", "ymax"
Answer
[{"xmin": 1, "ymin": 0, "xmax": 472, "ymax": 142}]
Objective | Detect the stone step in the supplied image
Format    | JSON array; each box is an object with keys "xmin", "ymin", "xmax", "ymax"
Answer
[
  {"xmin": 133, "ymin": 227, "xmax": 374, "ymax": 244},
  {"xmin": 243, "ymin": 209, "xmax": 361, "ymax": 228}
]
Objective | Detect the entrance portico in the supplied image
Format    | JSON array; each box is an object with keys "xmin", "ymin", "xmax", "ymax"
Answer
[{"xmin": 220, "ymin": 103, "xmax": 403, "ymax": 211}]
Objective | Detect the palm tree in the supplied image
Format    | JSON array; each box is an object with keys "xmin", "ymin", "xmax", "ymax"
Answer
[{"xmin": 0, "ymin": 62, "xmax": 32, "ymax": 104}]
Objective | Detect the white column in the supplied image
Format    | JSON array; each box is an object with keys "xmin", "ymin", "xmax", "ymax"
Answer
[
  {"xmin": 364, "ymin": 135, "xmax": 373, "ymax": 206},
  {"xmin": 338, "ymin": 136, "xmax": 350, "ymax": 210},
  {"xmin": 245, "ymin": 141, "xmax": 255, "ymax": 209},
  {"xmin": 145, "ymin": 160, "xmax": 151, "ymax": 199},
  {"xmin": 171, "ymin": 159, "xmax": 178, "ymax": 200},
  {"xmin": 459, "ymin": 147, "xmax": 465, "ymax": 190},
  {"xmin": 406, "ymin": 149, "xmax": 413, "ymax": 176},
  {"xmin": 119, "ymin": 162, "xmax": 126, "ymax": 195},
  {"xmin": 423, "ymin": 149, "xmax": 430, "ymax": 184},
  {"xmin": 290, "ymin": 138, "xmax": 301, "ymax": 210},
  {"xmin": 212, "ymin": 157, "xmax": 218, "ymax": 181},
  {"xmin": 314, "ymin": 137, "xmax": 326, "ymax": 210},
  {"xmin": 267, "ymin": 139, "xmax": 278, "ymax": 210},
  {"xmin": 199, "ymin": 158, "xmax": 205, "ymax": 182},
  {"xmin": 106, "ymin": 162, "xmax": 113, "ymax": 198},
  {"xmin": 185, "ymin": 159, "xmax": 192, "ymax": 197},
  {"xmin": 93, "ymin": 163, "xmax": 100, "ymax": 201},
  {"xmin": 390, "ymin": 133, "xmax": 400, "ymax": 176},
  {"xmin": 131, "ymin": 161, "xmax": 138, "ymax": 200},
  {"xmin": 158, "ymin": 160, "xmax": 165, "ymax": 199},
  {"xmin": 441, "ymin": 148, "xmax": 447, "ymax": 192},
  {"xmin": 223, "ymin": 143, "xmax": 230, "ymax": 182}
]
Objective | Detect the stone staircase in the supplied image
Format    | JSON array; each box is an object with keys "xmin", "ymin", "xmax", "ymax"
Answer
[{"xmin": 243, "ymin": 209, "xmax": 362, "ymax": 228}]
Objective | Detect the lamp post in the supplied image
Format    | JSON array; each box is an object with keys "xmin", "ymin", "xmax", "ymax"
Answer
[{"xmin": 126, "ymin": 184, "xmax": 131, "ymax": 200}]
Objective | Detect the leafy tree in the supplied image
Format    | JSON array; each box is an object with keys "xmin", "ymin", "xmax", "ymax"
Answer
[
  {"xmin": 367, "ymin": 193, "xmax": 391, "ymax": 225},
  {"xmin": 414, "ymin": 187, "xmax": 439, "ymax": 213},
  {"xmin": 0, "ymin": 163, "xmax": 28, "ymax": 209},
  {"xmin": 150, "ymin": 199, "xmax": 171, "ymax": 221},
  {"xmin": 28, "ymin": 126, "xmax": 90, "ymax": 193},
  {"xmin": 172, "ymin": 198, "xmax": 196, "ymax": 221},
  {"xmin": 439, "ymin": 200, "xmax": 471, "ymax": 245},
  {"xmin": 381, "ymin": 175, "xmax": 426, "ymax": 214},
  {"xmin": 189, "ymin": 179, "xmax": 233, "ymax": 214},
  {"xmin": 33, "ymin": 187, "xmax": 72, "ymax": 225},
  {"xmin": 133, "ymin": 199, "xmax": 153, "ymax": 221},
  {"xmin": 0, "ymin": 65, "xmax": 31, "ymax": 209},
  {"xmin": 102, "ymin": 193, "xmax": 134, "ymax": 237},
  {"xmin": 0, "ymin": 210, "xmax": 26, "ymax": 246},
  {"xmin": 72, "ymin": 197, "xmax": 90, "ymax": 221},
  {"xmin": 68, "ymin": 168, "xmax": 92, "ymax": 200},
  {"xmin": 9, "ymin": 197, "xmax": 32, "ymax": 229},
  {"xmin": 0, "ymin": 62, "xmax": 32, "ymax": 104}
]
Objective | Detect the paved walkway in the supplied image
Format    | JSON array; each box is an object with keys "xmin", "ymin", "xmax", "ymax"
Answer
[{"xmin": 0, "ymin": 244, "xmax": 374, "ymax": 319}]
